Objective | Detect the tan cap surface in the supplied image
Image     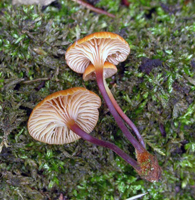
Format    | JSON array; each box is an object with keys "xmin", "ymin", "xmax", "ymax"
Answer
[
  {"xmin": 28, "ymin": 87, "xmax": 101, "ymax": 144},
  {"xmin": 65, "ymin": 32, "xmax": 130, "ymax": 74}
]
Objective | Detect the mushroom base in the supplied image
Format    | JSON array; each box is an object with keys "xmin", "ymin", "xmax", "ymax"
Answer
[{"xmin": 136, "ymin": 150, "xmax": 162, "ymax": 182}]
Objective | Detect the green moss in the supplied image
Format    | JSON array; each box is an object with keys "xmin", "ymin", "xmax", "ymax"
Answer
[{"xmin": 0, "ymin": 0, "xmax": 195, "ymax": 199}]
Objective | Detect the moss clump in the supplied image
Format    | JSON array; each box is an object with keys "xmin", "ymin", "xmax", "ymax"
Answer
[{"xmin": 0, "ymin": 0, "xmax": 195, "ymax": 199}]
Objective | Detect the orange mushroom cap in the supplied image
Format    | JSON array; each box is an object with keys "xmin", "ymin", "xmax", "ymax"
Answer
[
  {"xmin": 65, "ymin": 32, "xmax": 130, "ymax": 74},
  {"xmin": 83, "ymin": 61, "xmax": 117, "ymax": 81},
  {"xmin": 28, "ymin": 87, "xmax": 101, "ymax": 144}
]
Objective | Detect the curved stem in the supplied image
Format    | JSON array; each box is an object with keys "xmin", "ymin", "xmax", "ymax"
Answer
[
  {"xmin": 69, "ymin": 122, "xmax": 141, "ymax": 172},
  {"xmin": 72, "ymin": 0, "xmax": 115, "ymax": 18},
  {"xmin": 104, "ymin": 80, "xmax": 146, "ymax": 148},
  {"xmin": 95, "ymin": 67, "xmax": 145, "ymax": 153}
]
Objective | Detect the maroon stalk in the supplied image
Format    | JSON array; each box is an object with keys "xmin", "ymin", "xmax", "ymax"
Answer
[
  {"xmin": 70, "ymin": 122, "xmax": 161, "ymax": 182},
  {"xmin": 94, "ymin": 70, "xmax": 162, "ymax": 181},
  {"xmin": 69, "ymin": 122, "xmax": 141, "ymax": 172},
  {"xmin": 105, "ymin": 84, "xmax": 146, "ymax": 148},
  {"xmin": 95, "ymin": 68, "xmax": 162, "ymax": 181},
  {"xmin": 95, "ymin": 68, "xmax": 145, "ymax": 153}
]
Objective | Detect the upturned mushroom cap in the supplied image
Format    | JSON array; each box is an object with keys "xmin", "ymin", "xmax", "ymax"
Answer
[
  {"xmin": 28, "ymin": 87, "xmax": 101, "ymax": 145},
  {"xmin": 65, "ymin": 32, "xmax": 130, "ymax": 74},
  {"xmin": 83, "ymin": 62, "xmax": 117, "ymax": 81}
]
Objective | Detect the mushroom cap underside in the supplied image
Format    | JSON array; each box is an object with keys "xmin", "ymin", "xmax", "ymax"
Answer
[
  {"xmin": 65, "ymin": 32, "xmax": 130, "ymax": 74},
  {"xmin": 28, "ymin": 87, "xmax": 101, "ymax": 145}
]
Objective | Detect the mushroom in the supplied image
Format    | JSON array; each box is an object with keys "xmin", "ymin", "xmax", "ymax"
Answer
[
  {"xmin": 28, "ymin": 87, "xmax": 101, "ymax": 144},
  {"xmin": 27, "ymin": 87, "xmax": 161, "ymax": 182},
  {"xmin": 65, "ymin": 32, "xmax": 145, "ymax": 150},
  {"xmin": 65, "ymin": 33, "xmax": 162, "ymax": 181},
  {"xmin": 28, "ymin": 87, "xmax": 140, "ymax": 176}
]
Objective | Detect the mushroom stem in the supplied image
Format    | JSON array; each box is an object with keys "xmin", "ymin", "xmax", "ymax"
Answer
[
  {"xmin": 103, "ymin": 80, "xmax": 146, "ymax": 148},
  {"xmin": 69, "ymin": 122, "xmax": 141, "ymax": 172},
  {"xmin": 95, "ymin": 68, "xmax": 145, "ymax": 153}
]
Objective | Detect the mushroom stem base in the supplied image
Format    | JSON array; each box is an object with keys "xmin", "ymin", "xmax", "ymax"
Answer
[{"xmin": 136, "ymin": 150, "xmax": 162, "ymax": 182}]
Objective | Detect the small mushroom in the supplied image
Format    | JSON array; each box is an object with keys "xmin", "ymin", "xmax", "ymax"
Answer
[
  {"xmin": 28, "ymin": 87, "xmax": 101, "ymax": 144},
  {"xmin": 27, "ymin": 87, "xmax": 142, "ymax": 177}
]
